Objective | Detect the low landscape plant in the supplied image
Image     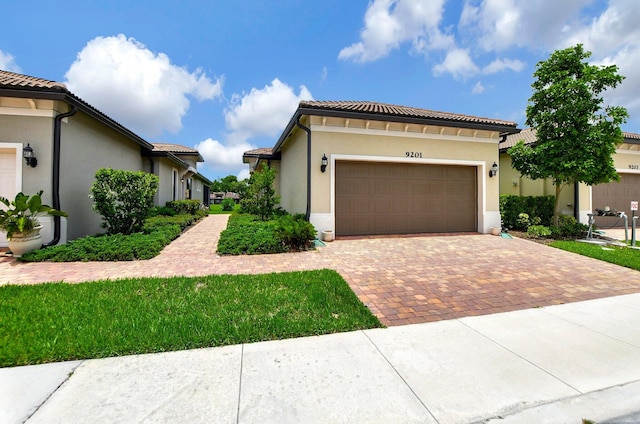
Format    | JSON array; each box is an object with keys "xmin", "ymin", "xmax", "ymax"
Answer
[
  {"xmin": 20, "ymin": 213, "xmax": 199, "ymax": 262},
  {"xmin": 20, "ymin": 224, "xmax": 182, "ymax": 262},
  {"xmin": 549, "ymin": 215, "xmax": 588, "ymax": 239},
  {"xmin": 149, "ymin": 206, "xmax": 177, "ymax": 217},
  {"xmin": 0, "ymin": 270, "xmax": 382, "ymax": 367},
  {"xmin": 527, "ymin": 224, "xmax": 552, "ymax": 238},
  {"xmin": 217, "ymin": 214, "xmax": 286, "ymax": 255},
  {"xmin": 220, "ymin": 198, "xmax": 236, "ymax": 211},
  {"xmin": 166, "ymin": 199, "xmax": 202, "ymax": 215},
  {"xmin": 275, "ymin": 214, "xmax": 317, "ymax": 251}
]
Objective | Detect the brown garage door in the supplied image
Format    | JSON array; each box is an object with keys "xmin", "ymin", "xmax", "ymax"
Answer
[
  {"xmin": 335, "ymin": 161, "xmax": 477, "ymax": 236},
  {"xmin": 592, "ymin": 173, "xmax": 640, "ymax": 227}
]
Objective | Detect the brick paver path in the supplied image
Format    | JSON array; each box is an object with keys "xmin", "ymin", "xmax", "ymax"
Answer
[{"xmin": 2, "ymin": 215, "xmax": 640, "ymax": 326}]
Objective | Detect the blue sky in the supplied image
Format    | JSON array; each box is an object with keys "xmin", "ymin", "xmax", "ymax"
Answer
[{"xmin": 2, "ymin": 0, "xmax": 639, "ymax": 181}]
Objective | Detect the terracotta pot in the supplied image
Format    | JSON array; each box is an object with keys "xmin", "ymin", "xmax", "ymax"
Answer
[{"xmin": 8, "ymin": 226, "xmax": 43, "ymax": 257}]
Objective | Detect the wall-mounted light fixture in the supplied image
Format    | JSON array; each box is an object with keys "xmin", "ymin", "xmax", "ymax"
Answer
[
  {"xmin": 321, "ymin": 154, "xmax": 328, "ymax": 173},
  {"xmin": 23, "ymin": 143, "xmax": 37, "ymax": 167},
  {"xmin": 489, "ymin": 161, "xmax": 498, "ymax": 178}
]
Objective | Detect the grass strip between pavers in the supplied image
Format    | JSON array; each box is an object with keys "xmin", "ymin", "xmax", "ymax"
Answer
[
  {"xmin": 550, "ymin": 240, "xmax": 640, "ymax": 271},
  {"xmin": 0, "ymin": 269, "xmax": 382, "ymax": 367}
]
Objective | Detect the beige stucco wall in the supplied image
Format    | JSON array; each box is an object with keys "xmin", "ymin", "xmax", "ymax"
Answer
[
  {"xmin": 279, "ymin": 130, "xmax": 308, "ymax": 214},
  {"xmin": 154, "ymin": 158, "xmax": 178, "ymax": 206},
  {"xmin": 59, "ymin": 110, "xmax": 147, "ymax": 240},
  {"xmin": 277, "ymin": 115, "xmax": 503, "ymax": 234},
  {"xmin": 0, "ymin": 113, "xmax": 55, "ymax": 203}
]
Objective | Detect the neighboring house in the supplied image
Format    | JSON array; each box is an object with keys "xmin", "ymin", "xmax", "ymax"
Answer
[
  {"xmin": 211, "ymin": 192, "xmax": 240, "ymax": 204},
  {"xmin": 0, "ymin": 70, "xmax": 210, "ymax": 248},
  {"xmin": 244, "ymin": 100, "xmax": 519, "ymax": 237},
  {"xmin": 499, "ymin": 128, "xmax": 640, "ymax": 227},
  {"xmin": 149, "ymin": 143, "xmax": 212, "ymax": 207}
]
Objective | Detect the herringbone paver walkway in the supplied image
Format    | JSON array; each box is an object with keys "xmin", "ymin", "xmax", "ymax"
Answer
[{"xmin": 2, "ymin": 215, "xmax": 640, "ymax": 326}]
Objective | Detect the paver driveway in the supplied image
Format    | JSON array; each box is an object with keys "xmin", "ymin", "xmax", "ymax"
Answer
[{"xmin": 2, "ymin": 215, "xmax": 640, "ymax": 326}]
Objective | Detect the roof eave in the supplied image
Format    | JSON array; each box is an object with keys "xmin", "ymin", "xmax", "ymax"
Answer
[
  {"xmin": 273, "ymin": 107, "xmax": 520, "ymax": 153},
  {"xmin": 0, "ymin": 87, "xmax": 155, "ymax": 151}
]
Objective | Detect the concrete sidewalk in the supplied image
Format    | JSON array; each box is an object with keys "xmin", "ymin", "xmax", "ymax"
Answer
[{"xmin": 3, "ymin": 293, "xmax": 640, "ymax": 424}]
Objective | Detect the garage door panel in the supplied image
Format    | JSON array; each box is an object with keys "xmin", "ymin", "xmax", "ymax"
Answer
[{"xmin": 336, "ymin": 161, "xmax": 477, "ymax": 236}]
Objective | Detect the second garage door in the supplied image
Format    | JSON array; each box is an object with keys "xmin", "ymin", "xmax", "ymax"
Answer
[
  {"xmin": 592, "ymin": 173, "xmax": 640, "ymax": 227},
  {"xmin": 335, "ymin": 161, "xmax": 477, "ymax": 236}
]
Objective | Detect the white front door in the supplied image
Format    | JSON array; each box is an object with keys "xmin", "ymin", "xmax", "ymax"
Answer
[{"xmin": 0, "ymin": 144, "xmax": 23, "ymax": 247}]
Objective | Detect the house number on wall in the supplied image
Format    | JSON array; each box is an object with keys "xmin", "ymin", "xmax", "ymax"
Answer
[
  {"xmin": 406, "ymin": 151, "xmax": 423, "ymax": 158},
  {"xmin": 630, "ymin": 164, "xmax": 639, "ymax": 170}
]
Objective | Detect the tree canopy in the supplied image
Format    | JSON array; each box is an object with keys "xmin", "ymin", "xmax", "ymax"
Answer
[{"xmin": 508, "ymin": 44, "xmax": 628, "ymax": 223}]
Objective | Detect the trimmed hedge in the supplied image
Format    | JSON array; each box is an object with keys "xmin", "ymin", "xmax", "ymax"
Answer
[
  {"xmin": 500, "ymin": 195, "xmax": 555, "ymax": 230},
  {"xmin": 19, "ymin": 214, "xmax": 195, "ymax": 262},
  {"xmin": 166, "ymin": 200, "xmax": 202, "ymax": 215},
  {"xmin": 217, "ymin": 214, "xmax": 287, "ymax": 255}
]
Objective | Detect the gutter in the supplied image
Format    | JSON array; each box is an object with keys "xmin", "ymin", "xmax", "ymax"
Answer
[
  {"xmin": 43, "ymin": 106, "xmax": 77, "ymax": 248},
  {"xmin": 295, "ymin": 114, "xmax": 312, "ymax": 221}
]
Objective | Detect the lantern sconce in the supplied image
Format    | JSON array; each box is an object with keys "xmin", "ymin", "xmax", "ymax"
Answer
[
  {"xmin": 489, "ymin": 161, "xmax": 498, "ymax": 178},
  {"xmin": 321, "ymin": 154, "xmax": 328, "ymax": 173},
  {"xmin": 23, "ymin": 143, "xmax": 37, "ymax": 168}
]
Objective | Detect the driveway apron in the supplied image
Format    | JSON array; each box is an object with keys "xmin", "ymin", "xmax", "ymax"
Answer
[{"xmin": 2, "ymin": 215, "xmax": 640, "ymax": 326}]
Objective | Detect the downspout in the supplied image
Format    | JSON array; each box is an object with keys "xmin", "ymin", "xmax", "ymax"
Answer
[
  {"xmin": 295, "ymin": 114, "xmax": 312, "ymax": 220},
  {"xmin": 43, "ymin": 106, "xmax": 77, "ymax": 248}
]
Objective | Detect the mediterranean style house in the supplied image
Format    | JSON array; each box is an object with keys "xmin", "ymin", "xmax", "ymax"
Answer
[
  {"xmin": 244, "ymin": 100, "xmax": 520, "ymax": 237},
  {"xmin": 0, "ymin": 70, "xmax": 210, "ymax": 248},
  {"xmin": 500, "ymin": 128, "xmax": 640, "ymax": 227}
]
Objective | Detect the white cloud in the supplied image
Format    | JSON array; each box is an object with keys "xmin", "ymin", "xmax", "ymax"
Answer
[
  {"xmin": 483, "ymin": 57, "xmax": 525, "ymax": 74},
  {"xmin": 339, "ymin": 0, "xmax": 448, "ymax": 62},
  {"xmin": 595, "ymin": 45, "xmax": 640, "ymax": 122},
  {"xmin": 433, "ymin": 48, "xmax": 479, "ymax": 79},
  {"xmin": 561, "ymin": 0, "xmax": 640, "ymax": 56},
  {"xmin": 224, "ymin": 78, "xmax": 312, "ymax": 143},
  {"xmin": 459, "ymin": 0, "xmax": 591, "ymax": 52},
  {"xmin": 197, "ymin": 78, "xmax": 314, "ymax": 178},
  {"xmin": 0, "ymin": 50, "xmax": 21, "ymax": 73},
  {"xmin": 472, "ymin": 81, "xmax": 485, "ymax": 94},
  {"xmin": 195, "ymin": 138, "xmax": 256, "ymax": 173},
  {"xmin": 64, "ymin": 34, "xmax": 223, "ymax": 137}
]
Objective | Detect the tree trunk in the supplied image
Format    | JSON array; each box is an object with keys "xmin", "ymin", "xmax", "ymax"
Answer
[{"xmin": 553, "ymin": 183, "xmax": 564, "ymax": 226}]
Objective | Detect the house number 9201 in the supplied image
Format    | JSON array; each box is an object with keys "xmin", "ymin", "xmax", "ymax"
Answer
[
  {"xmin": 630, "ymin": 164, "xmax": 639, "ymax": 170},
  {"xmin": 406, "ymin": 151, "xmax": 423, "ymax": 158}
]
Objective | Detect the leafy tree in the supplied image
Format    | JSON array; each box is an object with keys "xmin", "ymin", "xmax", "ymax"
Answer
[
  {"xmin": 240, "ymin": 167, "xmax": 280, "ymax": 220},
  {"xmin": 508, "ymin": 44, "xmax": 628, "ymax": 225},
  {"xmin": 90, "ymin": 168, "xmax": 159, "ymax": 235},
  {"xmin": 212, "ymin": 175, "xmax": 248, "ymax": 197}
]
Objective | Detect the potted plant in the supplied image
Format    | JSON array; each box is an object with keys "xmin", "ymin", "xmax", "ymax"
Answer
[{"xmin": 0, "ymin": 191, "xmax": 67, "ymax": 257}]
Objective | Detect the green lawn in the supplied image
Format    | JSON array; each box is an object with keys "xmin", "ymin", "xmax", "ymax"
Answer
[
  {"xmin": 550, "ymin": 240, "xmax": 640, "ymax": 271},
  {"xmin": 208, "ymin": 203, "xmax": 239, "ymax": 214},
  {"xmin": 0, "ymin": 270, "xmax": 381, "ymax": 367}
]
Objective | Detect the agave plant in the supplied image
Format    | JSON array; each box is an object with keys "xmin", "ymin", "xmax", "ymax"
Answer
[{"xmin": 0, "ymin": 191, "xmax": 67, "ymax": 239}]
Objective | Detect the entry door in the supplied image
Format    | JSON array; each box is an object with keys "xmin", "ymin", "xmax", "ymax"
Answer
[{"xmin": 0, "ymin": 146, "xmax": 20, "ymax": 247}]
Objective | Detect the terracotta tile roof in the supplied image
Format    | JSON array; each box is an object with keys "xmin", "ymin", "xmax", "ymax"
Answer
[
  {"xmin": 501, "ymin": 128, "xmax": 537, "ymax": 150},
  {"xmin": 0, "ymin": 70, "xmax": 154, "ymax": 150},
  {"xmin": 501, "ymin": 128, "xmax": 640, "ymax": 150},
  {"xmin": 299, "ymin": 100, "xmax": 518, "ymax": 128},
  {"xmin": 623, "ymin": 132, "xmax": 640, "ymax": 143},
  {"xmin": 152, "ymin": 143, "xmax": 199, "ymax": 154},
  {"xmin": 0, "ymin": 69, "xmax": 67, "ymax": 91},
  {"xmin": 243, "ymin": 147, "xmax": 274, "ymax": 156}
]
